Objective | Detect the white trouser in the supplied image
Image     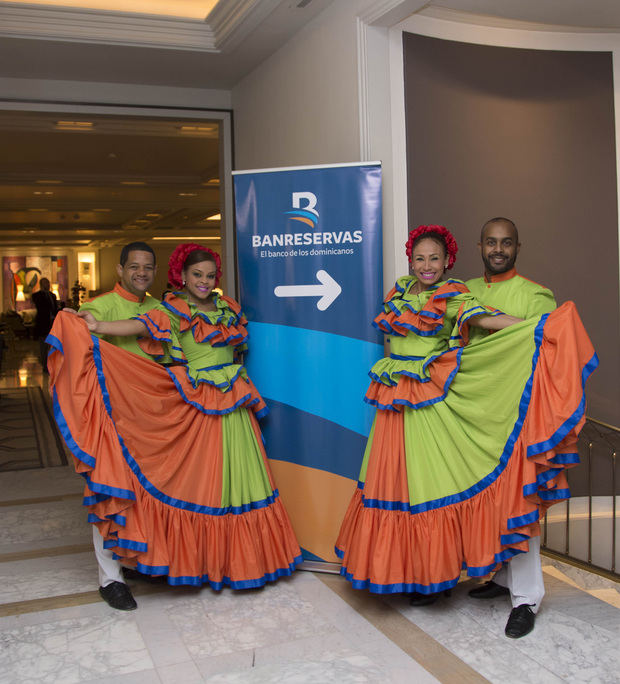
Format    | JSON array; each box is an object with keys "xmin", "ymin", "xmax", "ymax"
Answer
[
  {"xmin": 92, "ymin": 526, "xmax": 124, "ymax": 588},
  {"xmin": 493, "ymin": 536, "xmax": 544, "ymax": 613}
]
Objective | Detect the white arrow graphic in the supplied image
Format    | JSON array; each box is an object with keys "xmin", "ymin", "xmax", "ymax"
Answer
[{"xmin": 274, "ymin": 270, "xmax": 342, "ymax": 311}]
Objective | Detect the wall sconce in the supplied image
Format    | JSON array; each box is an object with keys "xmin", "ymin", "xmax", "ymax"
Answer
[
  {"xmin": 16, "ymin": 284, "xmax": 25, "ymax": 302},
  {"xmin": 51, "ymin": 283, "xmax": 60, "ymax": 298},
  {"xmin": 18, "ymin": 368, "xmax": 28, "ymax": 386}
]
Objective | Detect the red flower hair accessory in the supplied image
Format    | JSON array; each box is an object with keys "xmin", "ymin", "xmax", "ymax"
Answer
[
  {"xmin": 167, "ymin": 243, "xmax": 222, "ymax": 288},
  {"xmin": 405, "ymin": 225, "xmax": 458, "ymax": 270}
]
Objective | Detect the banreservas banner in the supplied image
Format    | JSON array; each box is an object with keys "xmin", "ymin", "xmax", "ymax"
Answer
[{"xmin": 234, "ymin": 162, "xmax": 383, "ymax": 562}]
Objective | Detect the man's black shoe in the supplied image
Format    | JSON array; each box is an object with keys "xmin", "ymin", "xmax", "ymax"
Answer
[
  {"xmin": 409, "ymin": 589, "xmax": 451, "ymax": 607},
  {"xmin": 468, "ymin": 580, "xmax": 510, "ymax": 599},
  {"xmin": 99, "ymin": 581, "xmax": 137, "ymax": 611},
  {"xmin": 505, "ymin": 604, "xmax": 535, "ymax": 638},
  {"xmin": 122, "ymin": 567, "xmax": 168, "ymax": 584}
]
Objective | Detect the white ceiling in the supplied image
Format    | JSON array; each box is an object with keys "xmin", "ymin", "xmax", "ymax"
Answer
[
  {"xmin": 0, "ymin": 0, "xmax": 619, "ymax": 90},
  {"xmin": 6, "ymin": 0, "xmax": 220, "ymax": 20}
]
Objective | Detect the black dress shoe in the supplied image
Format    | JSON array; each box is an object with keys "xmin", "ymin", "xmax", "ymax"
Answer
[
  {"xmin": 505, "ymin": 604, "xmax": 535, "ymax": 638},
  {"xmin": 409, "ymin": 589, "xmax": 451, "ymax": 607},
  {"xmin": 468, "ymin": 580, "xmax": 510, "ymax": 599},
  {"xmin": 122, "ymin": 567, "xmax": 168, "ymax": 584},
  {"xmin": 99, "ymin": 581, "xmax": 137, "ymax": 611}
]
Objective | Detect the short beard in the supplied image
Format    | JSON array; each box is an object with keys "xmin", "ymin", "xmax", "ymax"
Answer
[{"xmin": 482, "ymin": 254, "xmax": 516, "ymax": 275}]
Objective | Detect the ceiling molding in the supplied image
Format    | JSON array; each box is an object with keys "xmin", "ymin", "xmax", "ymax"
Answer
[
  {"xmin": 0, "ymin": 0, "xmax": 283, "ymax": 52},
  {"xmin": 207, "ymin": 0, "xmax": 282, "ymax": 52}
]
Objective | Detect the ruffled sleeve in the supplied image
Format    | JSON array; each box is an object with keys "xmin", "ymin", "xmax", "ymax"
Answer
[
  {"xmin": 133, "ymin": 307, "xmax": 187, "ymax": 365},
  {"xmin": 373, "ymin": 277, "xmax": 474, "ymax": 338},
  {"xmin": 159, "ymin": 294, "xmax": 248, "ymax": 349},
  {"xmin": 444, "ymin": 285, "xmax": 503, "ymax": 348}
]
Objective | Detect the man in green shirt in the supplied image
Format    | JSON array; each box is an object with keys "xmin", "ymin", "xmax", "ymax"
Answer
[
  {"xmin": 80, "ymin": 241, "xmax": 159, "ymax": 611},
  {"xmin": 466, "ymin": 217, "xmax": 556, "ymax": 639}
]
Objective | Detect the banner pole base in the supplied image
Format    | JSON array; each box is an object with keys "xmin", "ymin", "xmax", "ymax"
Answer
[{"xmin": 298, "ymin": 560, "xmax": 342, "ymax": 575}]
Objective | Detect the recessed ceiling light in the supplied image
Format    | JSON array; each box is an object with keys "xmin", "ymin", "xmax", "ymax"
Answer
[
  {"xmin": 145, "ymin": 213, "xmax": 161, "ymax": 218},
  {"xmin": 204, "ymin": 179, "xmax": 220, "ymax": 185},
  {"xmin": 121, "ymin": 181, "xmax": 147, "ymax": 186},
  {"xmin": 55, "ymin": 120, "xmax": 94, "ymax": 131},
  {"xmin": 178, "ymin": 192, "xmax": 198, "ymax": 197},
  {"xmin": 204, "ymin": 213, "xmax": 221, "ymax": 221},
  {"xmin": 179, "ymin": 125, "xmax": 216, "ymax": 133}
]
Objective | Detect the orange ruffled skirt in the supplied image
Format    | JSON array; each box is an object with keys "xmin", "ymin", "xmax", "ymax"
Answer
[
  {"xmin": 47, "ymin": 312, "xmax": 301, "ymax": 589},
  {"xmin": 336, "ymin": 302, "xmax": 597, "ymax": 593}
]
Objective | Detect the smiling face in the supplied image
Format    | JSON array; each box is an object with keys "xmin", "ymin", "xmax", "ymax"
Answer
[
  {"xmin": 182, "ymin": 258, "xmax": 217, "ymax": 304},
  {"xmin": 409, "ymin": 237, "xmax": 449, "ymax": 290},
  {"xmin": 479, "ymin": 220, "xmax": 520, "ymax": 276},
  {"xmin": 116, "ymin": 250, "xmax": 156, "ymax": 298}
]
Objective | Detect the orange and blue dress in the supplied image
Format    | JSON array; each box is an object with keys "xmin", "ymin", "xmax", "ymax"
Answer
[
  {"xmin": 335, "ymin": 276, "xmax": 597, "ymax": 594},
  {"xmin": 48, "ymin": 291, "xmax": 302, "ymax": 589}
]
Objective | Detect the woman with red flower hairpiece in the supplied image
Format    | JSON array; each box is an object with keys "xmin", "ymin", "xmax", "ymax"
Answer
[
  {"xmin": 336, "ymin": 225, "xmax": 596, "ymax": 605},
  {"xmin": 48, "ymin": 243, "xmax": 301, "ymax": 591}
]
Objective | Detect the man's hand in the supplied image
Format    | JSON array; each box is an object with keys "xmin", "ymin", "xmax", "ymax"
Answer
[{"xmin": 77, "ymin": 310, "xmax": 99, "ymax": 332}]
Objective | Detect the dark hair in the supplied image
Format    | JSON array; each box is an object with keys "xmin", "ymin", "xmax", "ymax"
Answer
[
  {"xmin": 183, "ymin": 249, "xmax": 218, "ymax": 271},
  {"xmin": 120, "ymin": 242, "xmax": 156, "ymax": 266},
  {"xmin": 481, "ymin": 217, "xmax": 519, "ymax": 242},
  {"xmin": 412, "ymin": 230, "xmax": 448, "ymax": 256}
]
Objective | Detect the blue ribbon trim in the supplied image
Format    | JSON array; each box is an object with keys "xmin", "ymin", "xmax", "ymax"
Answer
[
  {"xmin": 549, "ymin": 453, "xmax": 580, "ymax": 465},
  {"xmin": 507, "ymin": 509, "xmax": 539, "ymax": 530},
  {"xmin": 197, "ymin": 362, "xmax": 234, "ymax": 372},
  {"xmin": 52, "ymin": 388, "xmax": 96, "ymax": 468},
  {"xmin": 338, "ymin": 563, "xmax": 460, "ymax": 595},
  {"xmin": 525, "ymin": 353, "xmax": 599, "ymax": 458},
  {"xmin": 46, "ymin": 333, "xmax": 64, "ymax": 355},
  {"xmin": 133, "ymin": 555, "xmax": 303, "ymax": 589},
  {"xmin": 165, "ymin": 367, "xmax": 260, "ymax": 414},
  {"xmin": 134, "ymin": 312, "xmax": 171, "ymax": 340},
  {"xmin": 104, "ymin": 538, "xmax": 148, "ymax": 552}
]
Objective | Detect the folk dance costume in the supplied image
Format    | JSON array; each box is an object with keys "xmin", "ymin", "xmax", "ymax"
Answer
[
  {"xmin": 335, "ymin": 275, "xmax": 597, "ymax": 594},
  {"xmin": 467, "ymin": 267, "xmax": 557, "ymax": 612},
  {"xmin": 48, "ymin": 291, "xmax": 302, "ymax": 589},
  {"xmin": 79, "ymin": 283, "xmax": 159, "ymax": 590}
]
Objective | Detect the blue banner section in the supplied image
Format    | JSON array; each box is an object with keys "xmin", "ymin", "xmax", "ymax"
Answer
[
  {"xmin": 258, "ymin": 398, "xmax": 369, "ymax": 481},
  {"xmin": 234, "ymin": 163, "xmax": 383, "ymax": 561},
  {"xmin": 246, "ymin": 321, "xmax": 379, "ymax": 436}
]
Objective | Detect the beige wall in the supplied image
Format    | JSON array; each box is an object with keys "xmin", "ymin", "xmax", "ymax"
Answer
[
  {"xmin": 0, "ymin": 76, "xmax": 231, "ymax": 110},
  {"xmin": 402, "ymin": 31, "xmax": 619, "ymax": 426},
  {"xmin": 232, "ymin": 0, "xmax": 375, "ymax": 170}
]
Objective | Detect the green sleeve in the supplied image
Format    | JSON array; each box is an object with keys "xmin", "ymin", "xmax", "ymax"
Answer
[{"xmin": 526, "ymin": 288, "xmax": 557, "ymax": 317}]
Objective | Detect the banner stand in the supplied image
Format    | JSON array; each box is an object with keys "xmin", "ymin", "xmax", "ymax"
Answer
[{"xmin": 233, "ymin": 162, "xmax": 384, "ymax": 567}]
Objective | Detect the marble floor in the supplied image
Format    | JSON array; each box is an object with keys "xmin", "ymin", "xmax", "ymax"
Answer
[{"xmin": 1, "ymin": 340, "xmax": 619, "ymax": 683}]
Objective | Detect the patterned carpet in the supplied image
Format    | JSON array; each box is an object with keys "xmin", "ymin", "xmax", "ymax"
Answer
[{"xmin": 0, "ymin": 386, "xmax": 67, "ymax": 471}]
